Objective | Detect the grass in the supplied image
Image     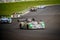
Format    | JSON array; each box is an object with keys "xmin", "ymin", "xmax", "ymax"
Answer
[{"xmin": 0, "ymin": 0, "xmax": 60, "ymax": 16}]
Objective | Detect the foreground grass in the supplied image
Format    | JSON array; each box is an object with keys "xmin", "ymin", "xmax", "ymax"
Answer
[{"xmin": 0, "ymin": 1, "xmax": 60, "ymax": 16}]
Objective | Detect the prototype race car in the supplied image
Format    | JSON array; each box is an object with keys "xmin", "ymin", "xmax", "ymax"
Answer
[
  {"xmin": 19, "ymin": 21, "xmax": 45, "ymax": 29},
  {"xmin": 0, "ymin": 17, "xmax": 12, "ymax": 23}
]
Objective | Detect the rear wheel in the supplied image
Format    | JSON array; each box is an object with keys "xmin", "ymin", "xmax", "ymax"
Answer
[{"xmin": 26, "ymin": 24, "xmax": 29, "ymax": 29}]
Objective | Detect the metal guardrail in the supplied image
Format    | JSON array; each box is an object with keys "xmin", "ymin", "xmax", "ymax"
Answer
[{"xmin": 0, "ymin": 0, "xmax": 39, "ymax": 3}]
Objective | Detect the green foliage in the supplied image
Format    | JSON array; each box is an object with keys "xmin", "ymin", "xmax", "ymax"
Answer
[{"xmin": 0, "ymin": 1, "xmax": 60, "ymax": 16}]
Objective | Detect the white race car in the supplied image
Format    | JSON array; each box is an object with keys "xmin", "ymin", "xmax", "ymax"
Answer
[
  {"xmin": 0, "ymin": 17, "xmax": 12, "ymax": 23},
  {"xmin": 19, "ymin": 21, "xmax": 45, "ymax": 29},
  {"xmin": 35, "ymin": 5, "xmax": 46, "ymax": 9}
]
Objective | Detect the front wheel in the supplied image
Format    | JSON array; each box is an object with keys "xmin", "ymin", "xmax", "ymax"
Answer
[{"xmin": 19, "ymin": 23, "xmax": 22, "ymax": 29}]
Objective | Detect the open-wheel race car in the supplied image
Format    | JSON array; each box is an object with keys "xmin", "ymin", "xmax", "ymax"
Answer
[{"xmin": 30, "ymin": 7, "xmax": 37, "ymax": 12}]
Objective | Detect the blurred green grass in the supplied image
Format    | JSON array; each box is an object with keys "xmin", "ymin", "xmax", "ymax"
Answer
[{"xmin": 0, "ymin": 0, "xmax": 60, "ymax": 16}]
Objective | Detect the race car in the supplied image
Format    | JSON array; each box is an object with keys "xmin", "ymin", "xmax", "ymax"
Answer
[
  {"xmin": 19, "ymin": 21, "xmax": 45, "ymax": 29},
  {"xmin": 0, "ymin": 17, "xmax": 12, "ymax": 23},
  {"xmin": 30, "ymin": 7, "xmax": 37, "ymax": 12},
  {"xmin": 35, "ymin": 5, "xmax": 46, "ymax": 9}
]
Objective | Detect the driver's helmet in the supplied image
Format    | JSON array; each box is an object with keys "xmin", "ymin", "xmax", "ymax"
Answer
[
  {"xmin": 26, "ymin": 18, "xmax": 32, "ymax": 22},
  {"xmin": 28, "ymin": 19, "xmax": 32, "ymax": 22}
]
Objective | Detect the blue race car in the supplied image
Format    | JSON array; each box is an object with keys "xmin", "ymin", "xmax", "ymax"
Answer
[{"xmin": 0, "ymin": 17, "xmax": 12, "ymax": 23}]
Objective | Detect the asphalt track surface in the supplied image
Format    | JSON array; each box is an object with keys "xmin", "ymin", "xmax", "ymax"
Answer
[{"xmin": 0, "ymin": 5, "xmax": 60, "ymax": 40}]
